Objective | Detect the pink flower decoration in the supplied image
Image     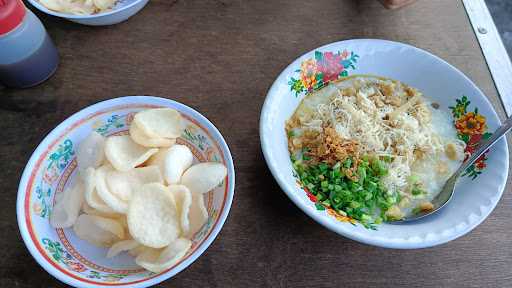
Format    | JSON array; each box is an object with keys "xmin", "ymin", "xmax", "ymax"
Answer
[{"xmin": 317, "ymin": 52, "xmax": 345, "ymax": 82}]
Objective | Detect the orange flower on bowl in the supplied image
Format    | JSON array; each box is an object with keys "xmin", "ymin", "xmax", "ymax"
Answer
[
  {"xmin": 300, "ymin": 59, "xmax": 318, "ymax": 90},
  {"xmin": 67, "ymin": 261, "xmax": 87, "ymax": 273},
  {"xmin": 32, "ymin": 202, "xmax": 42, "ymax": 216},
  {"xmin": 43, "ymin": 166, "xmax": 59, "ymax": 184},
  {"xmin": 475, "ymin": 160, "xmax": 486, "ymax": 170},
  {"xmin": 455, "ymin": 112, "xmax": 486, "ymax": 134},
  {"xmin": 91, "ymin": 119, "xmax": 103, "ymax": 130}
]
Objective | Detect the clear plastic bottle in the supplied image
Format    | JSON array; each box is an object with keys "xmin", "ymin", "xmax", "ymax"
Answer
[{"xmin": 0, "ymin": 0, "xmax": 59, "ymax": 88}]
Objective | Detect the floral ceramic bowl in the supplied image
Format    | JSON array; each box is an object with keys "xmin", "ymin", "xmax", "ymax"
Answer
[
  {"xmin": 260, "ymin": 39, "xmax": 509, "ymax": 249},
  {"xmin": 17, "ymin": 96, "xmax": 235, "ymax": 287}
]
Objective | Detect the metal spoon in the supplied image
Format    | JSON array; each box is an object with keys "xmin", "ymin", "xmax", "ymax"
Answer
[{"xmin": 393, "ymin": 115, "xmax": 512, "ymax": 223}]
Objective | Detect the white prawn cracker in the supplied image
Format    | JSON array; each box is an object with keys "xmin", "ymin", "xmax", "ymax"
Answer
[
  {"xmin": 148, "ymin": 144, "xmax": 193, "ymax": 185},
  {"xmin": 73, "ymin": 214, "xmax": 122, "ymax": 247},
  {"xmin": 50, "ymin": 180, "xmax": 85, "ymax": 228},
  {"xmin": 135, "ymin": 238, "xmax": 192, "ymax": 273},
  {"xmin": 128, "ymin": 183, "xmax": 181, "ymax": 248},
  {"xmin": 93, "ymin": 0, "xmax": 115, "ymax": 10},
  {"xmin": 82, "ymin": 201, "xmax": 121, "ymax": 219},
  {"xmin": 76, "ymin": 131, "xmax": 105, "ymax": 176},
  {"xmin": 95, "ymin": 165, "xmax": 129, "ymax": 213},
  {"xmin": 129, "ymin": 120, "xmax": 176, "ymax": 148},
  {"xmin": 39, "ymin": 0, "xmax": 64, "ymax": 11},
  {"xmin": 128, "ymin": 245, "xmax": 152, "ymax": 257},
  {"xmin": 104, "ymin": 135, "xmax": 158, "ymax": 172},
  {"xmin": 83, "ymin": 167, "xmax": 116, "ymax": 214},
  {"xmin": 133, "ymin": 108, "xmax": 184, "ymax": 139},
  {"xmin": 89, "ymin": 215, "xmax": 125, "ymax": 239},
  {"xmin": 181, "ymin": 162, "xmax": 227, "ymax": 194},
  {"xmin": 107, "ymin": 239, "xmax": 140, "ymax": 258},
  {"xmin": 106, "ymin": 165, "xmax": 163, "ymax": 201},
  {"xmin": 117, "ymin": 215, "xmax": 128, "ymax": 230},
  {"xmin": 169, "ymin": 185, "xmax": 192, "ymax": 235},
  {"xmin": 39, "ymin": 0, "xmax": 116, "ymax": 15},
  {"xmin": 186, "ymin": 191, "xmax": 209, "ymax": 238}
]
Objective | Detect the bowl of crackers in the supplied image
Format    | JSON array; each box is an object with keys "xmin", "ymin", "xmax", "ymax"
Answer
[
  {"xmin": 27, "ymin": 0, "xmax": 149, "ymax": 26},
  {"xmin": 17, "ymin": 96, "xmax": 235, "ymax": 287}
]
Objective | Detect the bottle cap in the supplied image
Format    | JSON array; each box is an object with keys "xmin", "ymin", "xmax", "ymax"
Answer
[{"xmin": 0, "ymin": 0, "xmax": 26, "ymax": 36}]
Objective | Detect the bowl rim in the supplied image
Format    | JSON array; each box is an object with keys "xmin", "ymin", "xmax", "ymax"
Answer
[
  {"xmin": 17, "ymin": 96, "xmax": 235, "ymax": 287},
  {"xmin": 26, "ymin": 0, "xmax": 146, "ymax": 19},
  {"xmin": 259, "ymin": 38, "xmax": 508, "ymax": 249}
]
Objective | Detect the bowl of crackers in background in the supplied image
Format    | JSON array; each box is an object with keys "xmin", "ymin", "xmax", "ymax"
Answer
[
  {"xmin": 27, "ymin": 0, "xmax": 149, "ymax": 26},
  {"xmin": 17, "ymin": 96, "xmax": 235, "ymax": 287}
]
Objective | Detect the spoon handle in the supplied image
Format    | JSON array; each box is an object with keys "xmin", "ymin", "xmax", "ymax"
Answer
[{"xmin": 456, "ymin": 115, "xmax": 512, "ymax": 176}]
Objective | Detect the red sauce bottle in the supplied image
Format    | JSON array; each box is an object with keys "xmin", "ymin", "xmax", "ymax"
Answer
[{"xmin": 0, "ymin": 0, "xmax": 59, "ymax": 88}]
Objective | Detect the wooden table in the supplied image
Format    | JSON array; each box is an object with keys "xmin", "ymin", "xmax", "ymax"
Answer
[{"xmin": 2, "ymin": 0, "xmax": 511, "ymax": 287}]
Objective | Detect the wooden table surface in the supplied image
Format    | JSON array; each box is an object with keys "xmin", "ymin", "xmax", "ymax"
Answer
[{"xmin": 2, "ymin": 0, "xmax": 511, "ymax": 287}]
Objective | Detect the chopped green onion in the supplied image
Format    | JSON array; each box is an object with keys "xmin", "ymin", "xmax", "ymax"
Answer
[
  {"xmin": 343, "ymin": 158, "xmax": 352, "ymax": 168},
  {"xmin": 358, "ymin": 166, "xmax": 367, "ymax": 184},
  {"xmin": 381, "ymin": 155, "xmax": 393, "ymax": 163},
  {"xmin": 315, "ymin": 203, "xmax": 326, "ymax": 210},
  {"xmin": 412, "ymin": 186, "xmax": 425, "ymax": 196},
  {"xmin": 293, "ymin": 154, "xmax": 394, "ymax": 229}
]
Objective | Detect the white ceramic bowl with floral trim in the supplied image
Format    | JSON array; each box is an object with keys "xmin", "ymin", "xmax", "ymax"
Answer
[
  {"xmin": 260, "ymin": 39, "xmax": 509, "ymax": 249},
  {"xmin": 17, "ymin": 96, "xmax": 235, "ymax": 287},
  {"xmin": 27, "ymin": 0, "xmax": 148, "ymax": 26}
]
